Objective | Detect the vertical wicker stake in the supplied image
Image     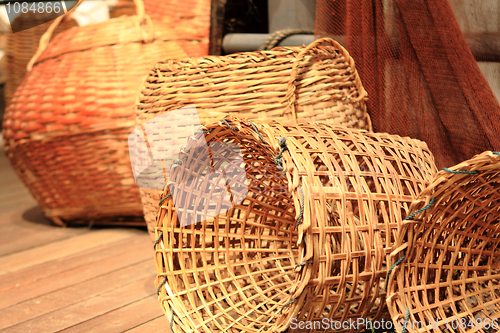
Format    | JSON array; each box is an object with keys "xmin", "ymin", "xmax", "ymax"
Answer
[
  {"xmin": 387, "ymin": 151, "xmax": 500, "ymax": 333},
  {"xmin": 154, "ymin": 116, "xmax": 437, "ymax": 332}
]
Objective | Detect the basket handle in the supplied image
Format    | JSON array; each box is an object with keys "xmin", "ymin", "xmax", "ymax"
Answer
[
  {"xmin": 27, "ymin": 0, "xmax": 152, "ymax": 71},
  {"xmin": 282, "ymin": 37, "xmax": 368, "ymax": 124}
]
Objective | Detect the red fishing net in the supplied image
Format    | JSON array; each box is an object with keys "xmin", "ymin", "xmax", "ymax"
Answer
[{"xmin": 315, "ymin": 0, "xmax": 500, "ymax": 168}]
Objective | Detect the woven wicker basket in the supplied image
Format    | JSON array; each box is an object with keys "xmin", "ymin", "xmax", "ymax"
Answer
[
  {"xmin": 2, "ymin": 0, "xmax": 188, "ymax": 226},
  {"xmin": 153, "ymin": 116, "xmax": 437, "ymax": 332},
  {"xmin": 136, "ymin": 37, "xmax": 372, "ymax": 240},
  {"xmin": 110, "ymin": 0, "xmax": 210, "ymax": 57},
  {"xmin": 387, "ymin": 151, "xmax": 500, "ymax": 333},
  {"xmin": 5, "ymin": 12, "xmax": 78, "ymax": 105}
]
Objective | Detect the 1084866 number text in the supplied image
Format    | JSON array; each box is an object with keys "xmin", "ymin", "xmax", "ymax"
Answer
[{"xmin": 5, "ymin": 1, "xmax": 63, "ymax": 14}]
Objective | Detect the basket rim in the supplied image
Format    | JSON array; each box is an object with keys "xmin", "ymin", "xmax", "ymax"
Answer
[{"xmin": 152, "ymin": 45, "xmax": 350, "ymax": 71}]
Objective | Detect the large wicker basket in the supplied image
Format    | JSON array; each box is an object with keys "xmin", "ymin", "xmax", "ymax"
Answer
[
  {"xmin": 5, "ymin": 12, "xmax": 78, "ymax": 105},
  {"xmin": 136, "ymin": 38, "xmax": 372, "ymax": 240},
  {"xmin": 153, "ymin": 116, "xmax": 437, "ymax": 332},
  {"xmin": 387, "ymin": 151, "xmax": 500, "ymax": 333},
  {"xmin": 2, "ymin": 0, "xmax": 188, "ymax": 226}
]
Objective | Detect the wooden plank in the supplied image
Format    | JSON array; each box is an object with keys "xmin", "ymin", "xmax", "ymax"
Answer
[
  {"xmin": 0, "ymin": 233, "xmax": 147, "ymax": 292},
  {"xmin": 125, "ymin": 316, "xmax": 172, "ymax": 333},
  {"xmin": 0, "ymin": 228, "xmax": 137, "ymax": 276},
  {"xmin": 0, "ymin": 184, "xmax": 29, "ymax": 199},
  {"xmin": 0, "ymin": 199, "xmax": 38, "ymax": 221},
  {"xmin": 0, "ymin": 234, "xmax": 153, "ymax": 309},
  {"xmin": 0, "ymin": 260, "xmax": 156, "ymax": 330},
  {"xmin": 59, "ymin": 296, "xmax": 164, "ymax": 333},
  {"xmin": 1, "ymin": 273, "xmax": 158, "ymax": 332},
  {"xmin": 0, "ymin": 222, "xmax": 85, "ymax": 256}
]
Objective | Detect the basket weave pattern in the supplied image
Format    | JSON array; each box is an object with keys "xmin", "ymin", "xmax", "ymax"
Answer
[
  {"xmin": 137, "ymin": 38, "xmax": 372, "ymax": 239},
  {"xmin": 154, "ymin": 116, "xmax": 437, "ymax": 332},
  {"xmin": 387, "ymin": 151, "xmax": 500, "ymax": 333},
  {"xmin": 2, "ymin": 15, "xmax": 187, "ymax": 224}
]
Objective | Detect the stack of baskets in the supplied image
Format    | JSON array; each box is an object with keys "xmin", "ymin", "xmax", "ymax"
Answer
[
  {"xmin": 152, "ymin": 116, "xmax": 438, "ymax": 332},
  {"xmin": 2, "ymin": 0, "xmax": 188, "ymax": 226},
  {"xmin": 135, "ymin": 38, "xmax": 372, "ymax": 239}
]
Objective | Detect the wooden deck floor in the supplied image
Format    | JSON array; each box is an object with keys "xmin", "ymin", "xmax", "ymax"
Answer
[{"xmin": 0, "ymin": 140, "xmax": 171, "ymax": 332}]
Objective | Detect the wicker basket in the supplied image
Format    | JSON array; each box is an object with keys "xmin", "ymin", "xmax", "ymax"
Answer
[
  {"xmin": 5, "ymin": 12, "xmax": 78, "ymax": 105},
  {"xmin": 153, "ymin": 116, "xmax": 437, "ymax": 332},
  {"xmin": 2, "ymin": 0, "xmax": 188, "ymax": 226},
  {"xmin": 136, "ymin": 37, "xmax": 372, "ymax": 240},
  {"xmin": 110, "ymin": 0, "xmax": 210, "ymax": 56},
  {"xmin": 386, "ymin": 151, "xmax": 500, "ymax": 333}
]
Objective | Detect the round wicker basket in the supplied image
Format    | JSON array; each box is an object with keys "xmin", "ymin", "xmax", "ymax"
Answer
[
  {"xmin": 153, "ymin": 116, "xmax": 437, "ymax": 332},
  {"xmin": 387, "ymin": 151, "xmax": 500, "ymax": 333},
  {"xmin": 2, "ymin": 0, "xmax": 188, "ymax": 226},
  {"xmin": 136, "ymin": 38, "xmax": 372, "ymax": 240},
  {"xmin": 5, "ymin": 12, "xmax": 78, "ymax": 105}
]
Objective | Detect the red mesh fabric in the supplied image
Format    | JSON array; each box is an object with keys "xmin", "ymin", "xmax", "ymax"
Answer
[{"xmin": 316, "ymin": 0, "xmax": 500, "ymax": 168}]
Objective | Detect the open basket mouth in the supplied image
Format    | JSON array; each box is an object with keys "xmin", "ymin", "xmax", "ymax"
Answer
[
  {"xmin": 153, "ymin": 115, "xmax": 437, "ymax": 332},
  {"xmin": 387, "ymin": 151, "xmax": 500, "ymax": 333},
  {"xmin": 153, "ymin": 117, "xmax": 300, "ymax": 332}
]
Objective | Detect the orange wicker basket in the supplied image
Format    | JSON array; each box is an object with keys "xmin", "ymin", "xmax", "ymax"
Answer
[
  {"xmin": 110, "ymin": 0, "xmax": 210, "ymax": 56},
  {"xmin": 387, "ymin": 151, "xmax": 500, "ymax": 333},
  {"xmin": 111, "ymin": 0, "xmax": 210, "ymax": 21},
  {"xmin": 2, "ymin": 0, "xmax": 188, "ymax": 226},
  {"xmin": 153, "ymin": 116, "xmax": 437, "ymax": 332},
  {"xmin": 5, "ymin": 12, "xmax": 78, "ymax": 105},
  {"xmin": 136, "ymin": 37, "xmax": 372, "ymax": 240}
]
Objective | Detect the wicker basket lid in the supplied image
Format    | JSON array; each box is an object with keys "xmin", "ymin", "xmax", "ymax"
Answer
[{"xmin": 386, "ymin": 151, "xmax": 500, "ymax": 333}]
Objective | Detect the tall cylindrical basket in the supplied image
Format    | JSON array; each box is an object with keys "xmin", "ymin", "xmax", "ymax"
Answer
[{"xmin": 153, "ymin": 116, "xmax": 437, "ymax": 332}]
